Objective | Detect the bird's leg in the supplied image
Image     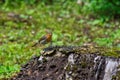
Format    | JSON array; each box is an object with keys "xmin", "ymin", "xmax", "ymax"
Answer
[{"xmin": 49, "ymin": 41, "xmax": 52, "ymax": 47}]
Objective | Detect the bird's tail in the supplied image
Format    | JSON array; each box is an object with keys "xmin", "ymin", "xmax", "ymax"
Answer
[
  {"xmin": 32, "ymin": 42, "xmax": 38, "ymax": 47},
  {"xmin": 32, "ymin": 42, "xmax": 45, "ymax": 48}
]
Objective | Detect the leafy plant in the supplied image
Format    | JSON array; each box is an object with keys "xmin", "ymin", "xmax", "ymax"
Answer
[{"xmin": 83, "ymin": 0, "xmax": 120, "ymax": 17}]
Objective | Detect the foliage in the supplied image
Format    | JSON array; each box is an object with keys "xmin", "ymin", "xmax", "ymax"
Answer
[
  {"xmin": 0, "ymin": 0, "xmax": 120, "ymax": 79},
  {"xmin": 83, "ymin": 0, "xmax": 120, "ymax": 17}
]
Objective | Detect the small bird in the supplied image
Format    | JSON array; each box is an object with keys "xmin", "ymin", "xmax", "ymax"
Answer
[{"xmin": 32, "ymin": 30, "xmax": 52, "ymax": 47}]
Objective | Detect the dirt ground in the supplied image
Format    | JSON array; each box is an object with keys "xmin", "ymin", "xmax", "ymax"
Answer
[{"xmin": 11, "ymin": 46, "xmax": 120, "ymax": 80}]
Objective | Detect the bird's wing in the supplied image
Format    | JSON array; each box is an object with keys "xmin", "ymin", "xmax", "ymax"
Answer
[
  {"xmin": 32, "ymin": 36, "xmax": 46, "ymax": 47},
  {"xmin": 38, "ymin": 36, "xmax": 47, "ymax": 44}
]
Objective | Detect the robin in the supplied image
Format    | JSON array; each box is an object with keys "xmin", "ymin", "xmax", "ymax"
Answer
[{"xmin": 32, "ymin": 30, "xmax": 52, "ymax": 47}]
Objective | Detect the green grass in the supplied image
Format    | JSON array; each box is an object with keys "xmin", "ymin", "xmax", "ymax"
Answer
[{"xmin": 0, "ymin": 1, "xmax": 120, "ymax": 79}]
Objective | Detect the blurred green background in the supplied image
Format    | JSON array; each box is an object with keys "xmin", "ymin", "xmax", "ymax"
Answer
[{"xmin": 0, "ymin": 0, "xmax": 120, "ymax": 79}]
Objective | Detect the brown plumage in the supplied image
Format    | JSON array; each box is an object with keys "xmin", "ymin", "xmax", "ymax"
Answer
[{"xmin": 32, "ymin": 31, "xmax": 52, "ymax": 47}]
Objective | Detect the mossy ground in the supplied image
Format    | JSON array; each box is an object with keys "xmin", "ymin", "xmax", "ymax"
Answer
[{"xmin": 0, "ymin": 1, "xmax": 120, "ymax": 79}]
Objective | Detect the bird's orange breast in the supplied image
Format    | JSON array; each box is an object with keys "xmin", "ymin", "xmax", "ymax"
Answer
[{"xmin": 46, "ymin": 34, "xmax": 52, "ymax": 42}]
